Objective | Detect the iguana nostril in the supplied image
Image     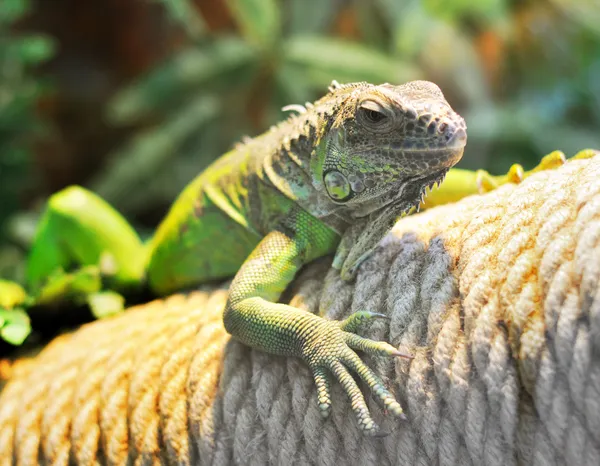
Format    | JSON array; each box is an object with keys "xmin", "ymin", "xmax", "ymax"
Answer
[
  {"xmin": 419, "ymin": 114, "xmax": 431, "ymax": 125},
  {"xmin": 455, "ymin": 128, "xmax": 467, "ymax": 141},
  {"xmin": 438, "ymin": 122, "xmax": 448, "ymax": 133},
  {"xmin": 447, "ymin": 127, "xmax": 467, "ymax": 148}
]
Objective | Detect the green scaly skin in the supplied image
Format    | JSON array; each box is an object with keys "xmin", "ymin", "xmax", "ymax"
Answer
[{"xmin": 2, "ymin": 79, "xmax": 597, "ymax": 434}]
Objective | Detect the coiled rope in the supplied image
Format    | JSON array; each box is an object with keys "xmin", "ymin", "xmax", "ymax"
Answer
[{"xmin": 1, "ymin": 155, "xmax": 599, "ymax": 465}]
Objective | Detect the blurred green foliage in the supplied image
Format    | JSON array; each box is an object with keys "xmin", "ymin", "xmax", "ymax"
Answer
[
  {"xmin": 2, "ymin": 0, "xmax": 600, "ymax": 262},
  {"xmin": 0, "ymin": 0, "xmax": 53, "ymax": 223},
  {"xmin": 0, "ymin": 0, "xmax": 54, "ymax": 281}
]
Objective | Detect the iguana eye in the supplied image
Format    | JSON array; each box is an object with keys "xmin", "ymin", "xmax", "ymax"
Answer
[
  {"xmin": 357, "ymin": 100, "xmax": 394, "ymax": 132},
  {"xmin": 364, "ymin": 109, "xmax": 386, "ymax": 123}
]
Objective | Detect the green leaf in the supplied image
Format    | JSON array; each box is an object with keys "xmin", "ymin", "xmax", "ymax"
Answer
[
  {"xmin": 274, "ymin": 63, "xmax": 312, "ymax": 102},
  {"xmin": 353, "ymin": 0, "xmax": 389, "ymax": 49},
  {"xmin": 272, "ymin": 63, "xmax": 313, "ymax": 118},
  {"xmin": 226, "ymin": 0, "xmax": 280, "ymax": 47},
  {"xmin": 0, "ymin": 0, "xmax": 28, "ymax": 24},
  {"xmin": 87, "ymin": 291, "xmax": 125, "ymax": 319},
  {"xmin": 14, "ymin": 36, "xmax": 56, "ymax": 65},
  {"xmin": 283, "ymin": 36, "xmax": 420, "ymax": 88},
  {"xmin": 419, "ymin": 23, "xmax": 489, "ymax": 104},
  {"xmin": 0, "ymin": 244, "xmax": 26, "ymax": 283},
  {"xmin": 154, "ymin": 0, "xmax": 206, "ymax": 38},
  {"xmin": 0, "ymin": 307, "xmax": 31, "ymax": 346},
  {"xmin": 0, "ymin": 279, "xmax": 28, "ymax": 309},
  {"xmin": 93, "ymin": 96, "xmax": 220, "ymax": 204},
  {"xmin": 108, "ymin": 119, "xmax": 229, "ymax": 213},
  {"xmin": 385, "ymin": 0, "xmax": 434, "ymax": 58},
  {"xmin": 35, "ymin": 266, "xmax": 102, "ymax": 306},
  {"xmin": 550, "ymin": 0, "xmax": 600, "ymax": 36},
  {"xmin": 423, "ymin": 0, "xmax": 508, "ymax": 23},
  {"xmin": 107, "ymin": 38, "xmax": 257, "ymax": 123},
  {"xmin": 287, "ymin": 0, "xmax": 334, "ymax": 35}
]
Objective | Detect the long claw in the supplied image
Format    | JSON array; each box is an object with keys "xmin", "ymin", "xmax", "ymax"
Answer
[
  {"xmin": 369, "ymin": 312, "xmax": 390, "ymax": 320},
  {"xmin": 390, "ymin": 348, "xmax": 414, "ymax": 359}
]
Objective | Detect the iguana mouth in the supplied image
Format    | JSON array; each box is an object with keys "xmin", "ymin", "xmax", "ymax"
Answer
[
  {"xmin": 413, "ymin": 168, "xmax": 449, "ymax": 212},
  {"xmin": 351, "ymin": 168, "xmax": 449, "ymax": 220},
  {"xmin": 389, "ymin": 168, "xmax": 450, "ymax": 217}
]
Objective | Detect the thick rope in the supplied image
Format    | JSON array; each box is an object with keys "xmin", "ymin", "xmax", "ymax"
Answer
[{"xmin": 1, "ymin": 155, "xmax": 599, "ymax": 465}]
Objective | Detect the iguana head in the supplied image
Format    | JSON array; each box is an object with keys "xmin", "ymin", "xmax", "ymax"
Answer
[{"xmin": 312, "ymin": 80, "xmax": 467, "ymax": 218}]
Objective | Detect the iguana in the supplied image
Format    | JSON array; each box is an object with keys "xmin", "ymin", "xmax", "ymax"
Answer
[{"xmin": 0, "ymin": 80, "xmax": 590, "ymax": 435}]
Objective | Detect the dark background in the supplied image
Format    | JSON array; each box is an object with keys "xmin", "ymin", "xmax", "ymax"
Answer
[{"xmin": 2, "ymin": 0, "xmax": 600, "ymax": 282}]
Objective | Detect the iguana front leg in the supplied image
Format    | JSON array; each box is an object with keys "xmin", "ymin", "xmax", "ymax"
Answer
[
  {"xmin": 223, "ymin": 208, "xmax": 408, "ymax": 434},
  {"xmin": 333, "ymin": 206, "xmax": 400, "ymax": 281}
]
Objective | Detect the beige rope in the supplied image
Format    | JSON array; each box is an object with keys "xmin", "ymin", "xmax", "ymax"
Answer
[{"xmin": 1, "ymin": 155, "xmax": 599, "ymax": 465}]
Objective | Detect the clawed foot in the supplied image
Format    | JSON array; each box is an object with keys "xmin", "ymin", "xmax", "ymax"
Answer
[
  {"xmin": 303, "ymin": 311, "xmax": 412, "ymax": 435},
  {"xmin": 475, "ymin": 149, "xmax": 597, "ymax": 194}
]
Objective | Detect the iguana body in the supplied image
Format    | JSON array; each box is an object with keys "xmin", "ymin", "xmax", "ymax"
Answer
[
  {"xmin": 148, "ymin": 81, "xmax": 466, "ymax": 433},
  {"xmin": 1, "ymin": 80, "xmax": 592, "ymax": 434}
]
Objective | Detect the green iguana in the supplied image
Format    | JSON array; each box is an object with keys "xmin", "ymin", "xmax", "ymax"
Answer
[{"xmin": 0, "ymin": 80, "xmax": 591, "ymax": 435}]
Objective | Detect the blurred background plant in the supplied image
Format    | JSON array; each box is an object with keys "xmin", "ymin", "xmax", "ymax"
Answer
[
  {"xmin": 0, "ymin": 0, "xmax": 54, "ymax": 280},
  {"xmin": 1, "ymin": 0, "xmax": 600, "ymax": 283}
]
